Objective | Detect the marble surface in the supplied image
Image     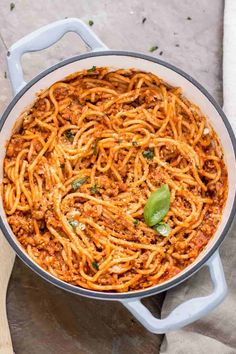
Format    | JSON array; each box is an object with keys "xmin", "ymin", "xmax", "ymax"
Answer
[{"xmin": 0, "ymin": 0, "xmax": 223, "ymax": 353}]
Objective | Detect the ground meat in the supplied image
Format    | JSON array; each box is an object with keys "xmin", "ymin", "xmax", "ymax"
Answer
[
  {"xmin": 33, "ymin": 98, "xmax": 47, "ymax": 111},
  {"xmin": 6, "ymin": 136, "xmax": 25, "ymax": 158},
  {"xmin": 8, "ymin": 213, "xmax": 34, "ymax": 235},
  {"xmin": 45, "ymin": 210, "xmax": 61, "ymax": 229},
  {"xmin": 83, "ymin": 202, "xmax": 103, "ymax": 219},
  {"xmin": 118, "ymin": 182, "xmax": 127, "ymax": 192},
  {"xmin": 31, "ymin": 199, "xmax": 48, "ymax": 220},
  {"xmin": 190, "ymin": 231, "xmax": 209, "ymax": 251},
  {"xmin": 163, "ymin": 266, "xmax": 181, "ymax": 280},
  {"xmin": 54, "ymin": 87, "xmax": 70, "ymax": 100}
]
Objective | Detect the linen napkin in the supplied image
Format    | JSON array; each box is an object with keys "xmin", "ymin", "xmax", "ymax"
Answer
[{"xmin": 160, "ymin": 1, "xmax": 236, "ymax": 353}]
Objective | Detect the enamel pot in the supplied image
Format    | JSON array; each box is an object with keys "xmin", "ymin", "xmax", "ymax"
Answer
[{"xmin": 1, "ymin": 18, "xmax": 236, "ymax": 334}]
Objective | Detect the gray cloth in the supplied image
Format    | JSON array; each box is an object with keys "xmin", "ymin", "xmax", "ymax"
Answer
[{"xmin": 160, "ymin": 221, "xmax": 236, "ymax": 354}]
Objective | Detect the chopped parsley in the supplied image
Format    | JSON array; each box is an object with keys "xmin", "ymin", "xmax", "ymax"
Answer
[
  {"xmin": 92, "ymin": 261, "xmax": 99, "ymax": 270},
  {"xmin": 187, "ymin": 16, "xmax": 192, "ymax": 20},
  {"xmin": 149, "ymin": 46, "xmax": 158, "ymax": 53},
  {"xmin": 142, "ymin": 17, "xmax": 147, "ymax": 24},
  {"xmin": 133, "ymin": 219, "xmax": 140, "ymax": 227},
  {"xmin": 90, "ymin": 184, "xmax": 99, "ymax": 194},
  {"xmin": 64, "ymin": 130, "xmax": 75, "ymax": 142},
  {"xmin": 132, "ymin": 141, "xmax": 138, "ymax": 146},
  {"xmin": 88, "ymin": 20, "xmax": 94, "ymax": 26},
  {"xmin": 143, "ymin": 148, "xmax": 154, "ymax": 160},
  {"xmin": 60, "ymin": 163, "xmax": 65, "ymax": 170},
  {"xmin": 88, "ymin": 65, "xmax": 97, "ymax": 73},
  {"xmin": 71, "ymin": 177, "xmax": 88, "ymax": 191},
  {"xmin": 68, "ymin": 219, "xmax": 79, "ymax": 232},
  {"xmin": 10, "ymin": 2, "xmax": 15, "ymax": 11},
  {"xmin": 4, "ymin": 71, "xmax": 7, "ymax": 79},
  {"xmin": 93, "ymin": 138, "xmax": 100, "ymax": 155},
  {"xmin": 159, "ymin": 51, "xmax": 163, "ymax": 56}
]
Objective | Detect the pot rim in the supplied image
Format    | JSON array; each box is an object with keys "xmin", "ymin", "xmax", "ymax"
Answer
[{"xmin": 1, "ymin": 50, "xmax": 236, "ymax": 300}]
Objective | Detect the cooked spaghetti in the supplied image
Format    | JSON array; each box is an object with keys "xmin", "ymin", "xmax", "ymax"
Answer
[{"xmin": 3, "ymin": 67, "xmax": 228, "ymax": 292}]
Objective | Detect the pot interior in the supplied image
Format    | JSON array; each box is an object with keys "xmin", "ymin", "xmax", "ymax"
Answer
[{"xmin": 0, "ymin": 52, "xmax": 235, "ymax": 299}]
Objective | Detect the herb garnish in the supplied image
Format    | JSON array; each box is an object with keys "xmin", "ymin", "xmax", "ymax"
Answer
[
  {"xmin": 159, "ymin": 51, "xmax": 163, "ymax": 56},
  {"xmin": 64, "ymin": 130, "xmax": 75, "ymax": 142},
  {"xmin": 90, "ymin": 184, "xmax": 99, "ymax": 194},
  {"xmin": 144, "ymin": 184, "xmax": 170, "ymax": 226},
  {"xmin": 143, "ymin": 148, "xmax": 154, "ymax": 160},
  {"xmin": 143, "ymin": 185, "xmax": 171, "ymax": 236},
  {"xmin": 71, "ymin": 177, "xmax": 88, "ymax": 191},
  {"xmin": 10, "ymin": 2, "xmax": 15, "ymax": 11},
  {"xmin": 149, "ymin": 46, "xmax": 158, "ymax": 53},
  {"xmin": 187, "ymin": 16, "xmax": 192, "ymax": 20},
  {"xmin": 133, "ymin": 219, "xmax": 140, "ymax": 227},
  {"xmin": 132, "ymin": 141, "xmax": 138, "ymax": 146},
  {"xmin": 69, "ymin": 219, "xmax": 79, "ymax": 232},
  {"xmin": 142, "ymin": 17, "xmax": 147, "ymax": 24},
  {"xmin": 93, "ymin": 138, "xmax": 100, "ymax": 155},
  {"xmin": 92, "ymin": 261, "xmax": 99, "ymax": 270},
  {"xmin": 88, "ymin": 65, "xmax": 96, "ymax": 73},
  {"xmin": 153, "ymin": 222, "xmax": 171, "ymax": 237},
  {"xmin": 88, "ymin": 20, "xmax": 94, "ymax": 26},
  {"xmin": 4, "ymin": 71, "xmax": 7, "ymax": 79}
]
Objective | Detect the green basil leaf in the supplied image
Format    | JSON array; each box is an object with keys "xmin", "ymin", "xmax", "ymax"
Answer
[
  {"xmin": 92, "ymin": 261, "xmax": 99, "ymax": 270},
  {"xmin": 69, "ymin": 219, "xmax": 79, "ymax": 232},
  {"xmin": 153, "ymin": 222, "xmax": 171, "ymax": 237},
  {"xmin": 144, "ymin": 184, "xmax": 170, "ymax": 226},
  {"xmin": 71, "ymin": 177, "xmax": 88, "ymax": 191}
]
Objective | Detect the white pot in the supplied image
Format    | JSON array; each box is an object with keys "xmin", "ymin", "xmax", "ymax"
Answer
[{"xmin": 1, "ymin": 18, "xmax": 235, "ymax": 334}]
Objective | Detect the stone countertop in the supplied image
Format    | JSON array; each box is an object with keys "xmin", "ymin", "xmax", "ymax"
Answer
[{"xmin": 0, "ymin": 0, "xmax": 223, "ymax": 353}]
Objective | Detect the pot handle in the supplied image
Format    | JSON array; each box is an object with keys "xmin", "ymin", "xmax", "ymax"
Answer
[
  {"xmin": 121, "ymin": 250, "xmax": 227, "ymax": 333},
  {"xmin": 7, "ymin": 18, "xmax": 108, "ymax": 95}
]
